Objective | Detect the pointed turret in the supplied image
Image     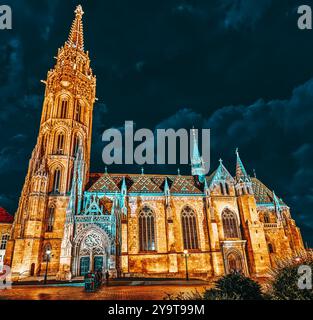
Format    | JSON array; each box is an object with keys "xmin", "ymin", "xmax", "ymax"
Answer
[
  {"xmin": 235, "ymin": 148, "xmax": 250, "ymax": 183},
  {"xmin": 234, "ymin": 149, "xmax": 253, "ymax": 195},
  {"xmin": 191, "ymin": 128, "xmax": 205, "ymax": 182},
  {"xmin": 67, "ymin": 5, "xmax": 85, "ymax": 51},
  {"xmin": 272, "ymin": 191, "xmax": 283, "ymax": 220}
]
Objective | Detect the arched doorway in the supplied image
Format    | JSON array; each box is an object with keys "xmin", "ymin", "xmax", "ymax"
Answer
[
  {"xmin": 226, "ymin": 251, "xmax": 243, "ymax": 273},
  {"xmin": 72, "ymin": 227, "xmax": 112, "ymax": 277}
]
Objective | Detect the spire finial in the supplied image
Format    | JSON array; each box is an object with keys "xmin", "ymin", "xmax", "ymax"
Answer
[
  {"xmin": 68, "ymin": 5, "xmax": 85, "ymax": 51},
  {"xmin": 177, "ymin": 168, "xmax": 181, "ymax": 176},
  {"xmin": 141, "ymin": 167, "xmax": 144, "ymax": 175},
  {"xmin": 75, "ymin": 5, "xmax": 84, "ymax": 17},
  {"xmin": 235, "ymin": 147, "xmax": 239, "ymax": 156},
  {"xmin": 219, "ymin": 158, "xmax": 223, "ymax": 165},
  {"xmin": 253, "ymin": 168, "xmax": 257, "ymax": 178},
  {"xmin": 105, "ymin": 166, "xmax": 108, "ymax": 174}
]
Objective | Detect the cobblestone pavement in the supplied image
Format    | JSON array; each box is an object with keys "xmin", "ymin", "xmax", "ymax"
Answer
[{"xmin": 0, "ymin": 283, "xmax": 210, "ymax": 300}]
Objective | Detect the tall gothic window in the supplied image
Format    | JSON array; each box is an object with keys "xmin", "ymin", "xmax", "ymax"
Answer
[
  {"xmin": 139, "ymin": 206, "xmax": 155, "ymax": 251},
  {"xmin": 55, "ymin": 133, "xmax": 65, "ymax": 155},
  {"xmin": 73, "ymin": 134, "xmax": 80, "ymax": 156},
  {"xmin": 60, "ymin": 99, "xmax": 68, "ymax": 119},
  {"xmin": 181, "ymin": 206, "xmax": 199, "ymax": 250},
  {"xmin": 46, "ymin": 207, "xmax": 55, "ymax": 232},
  {"xmin": 222, "ymin": 209, "xmax": 240, "ymax": 239},
  {"xmin": 52, "ymin": 168, "xmax": 61, "ymax": 193},
  {"xmin": 264, "ymin": 213, "xmax": 270, "ymax": 224},
  {"xmin": 75, "ymin": 101, "xmax": 83, "ymax": 122},
  {"xmin": 0, "ymin": 234, "xmax": 9, "ymax": 250}
]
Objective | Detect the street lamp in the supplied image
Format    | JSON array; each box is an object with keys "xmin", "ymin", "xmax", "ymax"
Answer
[
  {"xmin": 182, "ymin": 250, "xmax": 190, "ymax": 281},
  {"xmin": 44, "ymin": 249, "xmax": 52, "ymax": 285}
]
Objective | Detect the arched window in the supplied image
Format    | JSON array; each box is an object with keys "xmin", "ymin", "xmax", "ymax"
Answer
[
  {"xmin": 139, "ymin": 206, "xmax": 155, "ymax": 251},
  {"xmin": 41, "ymin": 134, "xmax": 48, "ymax": 156},
  {"xmin": 220, "ymin": 183, "xmax": 224, "ymax": 195},
  {"xmin": 75, "ymin": 101, "xmax": 83, "ymax": 122},
  {"xmin": 225, "ymin": 183, "xmax": 230, "ymax": 195},
  {"xmin": 181, "ymin": 206, "xmax": 199, "ymax": 250},
  {"xmin": 55, "ymin": 133, "xmax": 65, "ymax": 155},
  {"xmin": 222, "ymin": 209, "xmax": 240, "ymax": 239},
  {"xmin": 43, "ymin": 243, "xmax": 52, "ymax": 262},
  {"xmin": 268, "ymin": 243, "xmax": 274, "ymax": 253},
  {"xmin": 73, "ymin": 134, "xmax": 81, "ymax": 156},
  {"xmin": 60, "ymin": 99, "xmax": 68, "ymax": 119},
  {"xmin": 52, "ymin": 168, "xmax": 61, "ymax": 193},
  {"xmin": 264, "ymin": 213, "xmax": 270, "ymax": 224},
  {"xmin": 0, "ymin": 234, "xmax": 9, "ymax": 250},
  {"xmin": 46, "ymin": 207, "xmax": 55, "ymax": 232}
]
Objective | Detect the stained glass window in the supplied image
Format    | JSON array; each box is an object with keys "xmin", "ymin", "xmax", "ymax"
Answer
[
  {"xmin": 139, "ymin": 206, "xmax": 155, "ymax": 251},
  {"xmin": 181, "ymin": 206, "xmax": 199, "ymax": 250},
  {"xmin": 222, "ymin": 209, "xmax": 240, "ymax": 238}
]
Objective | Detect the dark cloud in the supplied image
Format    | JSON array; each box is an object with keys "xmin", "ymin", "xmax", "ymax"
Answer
[{"xmin": 220, "ymin": 0, "xmax": 272, "ymax": 29}]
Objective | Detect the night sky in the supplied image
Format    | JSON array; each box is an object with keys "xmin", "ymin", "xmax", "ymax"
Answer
[{"xmin": 0, "ymin": 0, "xmax": 313, "ymax": 245}]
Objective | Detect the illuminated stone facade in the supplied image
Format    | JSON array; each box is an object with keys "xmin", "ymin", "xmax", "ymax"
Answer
[{"xmin": 5, "ymin": 6, "xmax": 304, "ymax": 281}]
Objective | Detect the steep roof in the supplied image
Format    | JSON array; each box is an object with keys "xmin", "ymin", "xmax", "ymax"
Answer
[
  {"xmin": 0, "ymin": 207, "xmax": 13, "ymax": 223},
  {"xmin": 251, "ymin": 178, "xmax": 286, "ymax": 206},
  {"xmin": 87, "ymin": 174, "xmax": 286, "ymax": 205},
  {"xmin": 88, "ymin": 173, "xmax": 203, "ymax": 194}
]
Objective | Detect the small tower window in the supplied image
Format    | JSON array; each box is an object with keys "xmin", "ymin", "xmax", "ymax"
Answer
[
  {"xmin": 60, "ymin": 100, "xmax": 68, "ymax": 119},
  {"xmin": 73, "ymin": 134, "xmax": 80, "ymax": 156},
  {"xmin": 52, "ymin": 168, "xmax": 61, "ymax": 193},
  {"xmin": 220, "ymin": 183, "xmax": 224, "ymax": 195},
  {"xmin": 0, "ymin": 234, "xmax": 9, "ymax": 250},
  {"xmin": 225, "ymin": 183, "xmax": 230, "ymax": 195},
  {"xmin": 268, "ymin": 243, "xmax": 274, "ymax": 253},
  {"xmin": 46, "ymin": 207, "xmax": 55, "ymax": 232},
  {"xmin": 55, "ymin": 133, "xmax": 65, "ymax": 155},
  {"xmin": 75, "ymin": 101, "xmax": 83, "ymax": 123}
]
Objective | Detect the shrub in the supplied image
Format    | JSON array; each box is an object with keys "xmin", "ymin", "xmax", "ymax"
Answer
[
  {"xmin": 203, "ymin": 272, "xmax": 263, "ymax": 300},
  {"xmin": 266, "ymin": 251, "xmax": 313, "ymax": 300}
]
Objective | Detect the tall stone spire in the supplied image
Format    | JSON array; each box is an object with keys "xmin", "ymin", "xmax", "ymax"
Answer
[
  {"xmin": 235, "ymin": 148, "xmax": 250, "ymax": 183},
  {"xmin": 67, "ymin": 5, "xmax": 85, "ymax": 51},
  {"xmin": 191, "ymin": 128, "xmax": 205, "ymax": 182}
]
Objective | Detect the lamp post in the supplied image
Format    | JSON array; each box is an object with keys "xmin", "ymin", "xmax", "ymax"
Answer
[
  {"xmin": 44, "ymin": 249, "xmax": 51, "ymax": 285},
  {"xmin": 182, "ymin": 250, "xmax": 190, "ymax": 281}
]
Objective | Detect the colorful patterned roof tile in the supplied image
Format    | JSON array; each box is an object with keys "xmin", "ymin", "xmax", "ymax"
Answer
[
  {"xmin": 0, "ymin": 207, "xmax": 13, "ymax": 223},
  {"xmin": 87, "ymin": 173, "xmax": 287, "ymax": 205},
  {"xmin": 251, "ymin": 178, "xmax": 286, "ymax": 206}
]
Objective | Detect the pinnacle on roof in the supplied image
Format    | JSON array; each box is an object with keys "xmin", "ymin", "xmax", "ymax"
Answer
[{"xmin": 235, "ymin": 148, "xmax": 250, "ymax": 183}]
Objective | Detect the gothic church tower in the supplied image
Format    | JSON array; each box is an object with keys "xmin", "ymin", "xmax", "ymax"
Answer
[{"xmin": 5, "ymin": 6, "xmax": 96, "ymax": 280}]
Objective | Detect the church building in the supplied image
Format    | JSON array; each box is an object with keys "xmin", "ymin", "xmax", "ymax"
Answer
[{"xmin": 4, "ymin": 6, "xmax": 304, "ymax": 281}]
